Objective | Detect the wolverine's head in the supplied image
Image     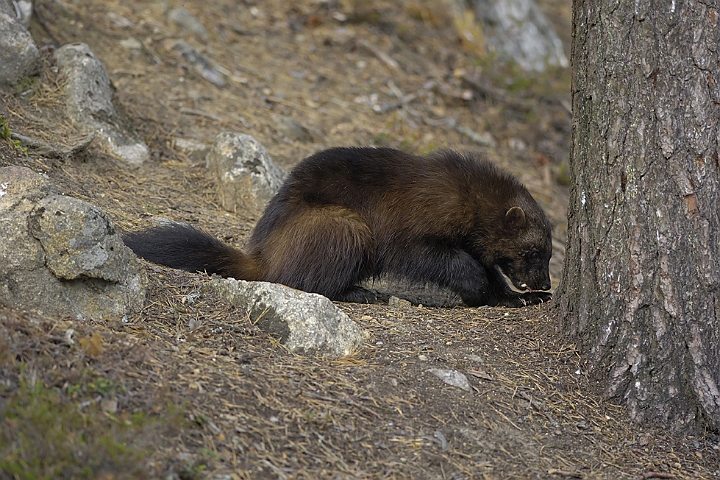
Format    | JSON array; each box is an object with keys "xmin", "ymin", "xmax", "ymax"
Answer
[{"xmin": 481, "ymin": 205, "xmax": 553, "ymax": 294}]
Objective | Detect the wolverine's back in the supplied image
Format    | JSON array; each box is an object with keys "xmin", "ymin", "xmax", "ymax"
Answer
[{"xmin": 251, "ymin": 147, "xmax": 535, "ymax": 246}]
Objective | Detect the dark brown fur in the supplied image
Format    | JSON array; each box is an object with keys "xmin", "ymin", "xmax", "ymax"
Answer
[{"xmin": 123, "ymin": 147, "xmax": 552, "ymax": 306}]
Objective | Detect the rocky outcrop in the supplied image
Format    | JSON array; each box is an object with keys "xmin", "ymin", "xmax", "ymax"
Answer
[{"xmin": 0, "ymin": 166, "xmax": 147, "ymax": 319}]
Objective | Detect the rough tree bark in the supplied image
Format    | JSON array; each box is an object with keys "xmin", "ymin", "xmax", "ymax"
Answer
[{"xmin": 557, "ymin": 1, "xmax": 720, "ymax": 431}]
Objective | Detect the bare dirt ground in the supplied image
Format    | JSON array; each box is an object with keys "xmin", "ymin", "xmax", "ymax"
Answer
[{"xmin": 1, "ymin": 0, "xmax": 719, "ymax": 478}]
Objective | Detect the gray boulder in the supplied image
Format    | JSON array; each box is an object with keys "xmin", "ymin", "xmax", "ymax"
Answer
[
  {"xmin": 0, "ymin": 166, "xmax": 147, "ymax": 319},
  {"xmin": 0, "ymin": 0, "xmax": 39, "ymax": 87},
  {"xmin": 55, "ymin": 43, "xmax": 150, "ymax": 165},
  {"xmin": 472, "ymin": 0, "xmax": 568, "ymax": 72},
  {"xmin": 206, "ymin": 278, "xmax": 367, "ymax": 357},
  {"xmin": 205, "ymin": 133, "xmax": 285, "ymax": 215}
]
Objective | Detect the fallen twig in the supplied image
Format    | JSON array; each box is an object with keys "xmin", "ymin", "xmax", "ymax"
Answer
[
  {"xmin": 459, "ymin": 73, "xmax": 534, "ymax": 111},
  {"xmin": 359, "ymin": 39, "xmax": 399, "ymax": 71},
  {"xmin": 636, "ymin": 473, "xmax": 676, "ymax": 480},
  {"xmin": 547, "ymin": 469, "xmax": 583, "ymax": 478},
  {"xmin": 179, "ymin": 108, "xmax": 223, "ymax": 122}
]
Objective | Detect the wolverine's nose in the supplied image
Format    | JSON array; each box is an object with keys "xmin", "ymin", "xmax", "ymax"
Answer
[{"xmin": 541, "ymin": 282, "xmax": 551, "ymax": 291}]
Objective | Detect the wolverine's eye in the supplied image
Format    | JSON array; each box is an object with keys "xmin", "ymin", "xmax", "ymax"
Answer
[{"xmin": 527, "ymin": 251, "xmax": 541, "ymax": 262}]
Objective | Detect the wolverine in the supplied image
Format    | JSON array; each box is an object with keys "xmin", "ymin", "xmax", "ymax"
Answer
[{"xmin": 123, "ymin": 147, "xmax": 552, "ymax": 307}]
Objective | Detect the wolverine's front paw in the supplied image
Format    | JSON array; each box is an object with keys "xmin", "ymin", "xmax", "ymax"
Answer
[
  {"xmin": 499, "ymin": 291, "xmax": 552, "ymax": 307},
  {"xmin": 519, "ymin": 291, "xmax": 552, "ymax": 306}
]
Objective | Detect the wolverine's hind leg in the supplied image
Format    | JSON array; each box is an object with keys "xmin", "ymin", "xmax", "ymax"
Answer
[
  {"xmin": 333, "ymin": 285, "xmax": 378, "ymax": 303},
  {"xmin": 257, "ymin": 206, "xmax": 375, "ymax": 301}
]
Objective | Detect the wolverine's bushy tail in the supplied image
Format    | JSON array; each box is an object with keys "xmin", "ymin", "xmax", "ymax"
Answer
[{"xmin": 123, "ymin": 223, "xmax": 260, "ymax": 280}]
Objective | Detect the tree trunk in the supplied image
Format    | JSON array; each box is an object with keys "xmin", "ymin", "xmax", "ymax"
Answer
[{"xmin": 557, "ymin": 0, "xmax": 720, "ymax": 431}]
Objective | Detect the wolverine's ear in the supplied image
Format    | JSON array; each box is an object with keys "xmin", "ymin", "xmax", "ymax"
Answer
[{"xmin": 504, "ymin": 207, "xmax": 526, "ymax": 231}]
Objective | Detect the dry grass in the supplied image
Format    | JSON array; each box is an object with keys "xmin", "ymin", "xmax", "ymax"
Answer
[{"xmin": 1, "ymin": 269, "xmax": 717, "ymax": 478}]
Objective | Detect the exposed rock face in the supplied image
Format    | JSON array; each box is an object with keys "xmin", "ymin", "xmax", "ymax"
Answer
[
  {"xmin": 0, "ymin": 0, "xmax": 39, "ymax": 87},
  {"xmin": 205, "ymin": 132, "xmax": 286, "ymax": 215},
  {"xmin": 0, "ymin": 166, "xmax": 147, "ymax": 319},
  {"xmin": 207, "ymin": 277, "xmax": 367, "ymax": 357},
  {"xmin": 472, "ymin": 0, "xmax": 568, "ymax": 72},
  {"xmin": 55, "ymin": 43, "xmax": 150, "ymax": 165}
]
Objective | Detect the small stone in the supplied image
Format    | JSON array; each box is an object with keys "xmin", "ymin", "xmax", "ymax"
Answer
[
  {"xmin": 107, "ymin": 12, "xmax": 134, "ymax": 28},
  {"xmin": 205, "ymin": 132, "xmax": 285, "ymax": 214},
  {"xmin": 173, "ymin": 137, "xmax": 208, "ymax": 162},
  {"xmin": 168, "ymin": 7, "xmax": 208, "ymax": 40},
  {"xmin": 120, "ymin": 38, "xmax": 143, "ymax": 50},
  {"xmin": 428, "ymin": 368, "xmax": 473, "ymax": 393},
  {"xmin": 434, "ymin": 431, "xmax": 450, "ymax": 451},
  {"xmin": 388, "ymin": 296, "xmax": 412, "ymax": 309},
  {"xmin": 173, "ymin": 40, "xmax": 225, "ymax": 87},
  {"xmin": 101, "ymin": 398, "xmax": 118, "ymax": 414},
  {"xmin": 11, "ymin": 0, "xmax": 33, "ymax": 27},
  {"xmin": 272, "ymin": 114, "xmax": 313, "ymax": 143},
  {"xmin": 29, "ymin": 195, "xmax": 136, "ymax": 283}
]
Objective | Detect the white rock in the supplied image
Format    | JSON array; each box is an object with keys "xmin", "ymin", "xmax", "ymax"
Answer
[
  {"xmin": 428, "ymin": 368, "xmax": 473, "ymax": 393},
  {"xmin": 206, "ymin": 277, "xmax": 367, "ymax": 357}
]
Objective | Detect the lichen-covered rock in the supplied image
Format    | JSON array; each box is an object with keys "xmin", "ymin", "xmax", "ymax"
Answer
[
  {"xmin": 29, "ymin": 195, "xmax": 140, "ymax": 283},
  {"xmin": 55, "ymin": 43, "xmax": 149, "ymax": 165},
  {"xmin": 0, "ymin": 1, "xmax": 39, "ymax": 87},
  {"xmin": 0, "ymin": 166, "xmax": 147, "ymax": 319},
  {"xmin": 206, "ymin": 277, "xmax": 367, "ymax": 357},
  {"xmin": 205, "ymin": 133, "xmax": 286, "ymax": 215}
]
